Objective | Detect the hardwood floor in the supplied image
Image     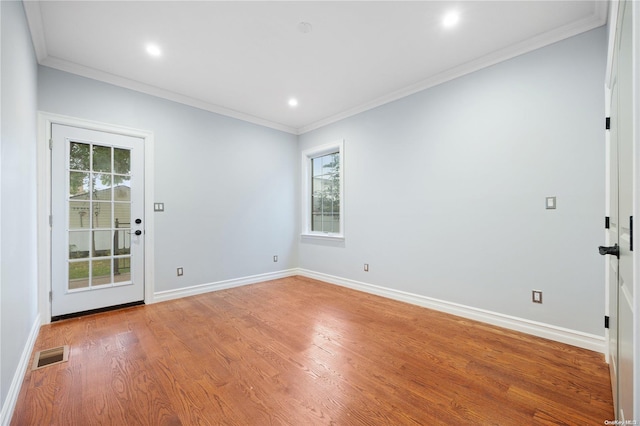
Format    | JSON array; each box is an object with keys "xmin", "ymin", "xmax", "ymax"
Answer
[{"xmin": 12, "ymin": 276, "xmax": 613, "ymax": 425}]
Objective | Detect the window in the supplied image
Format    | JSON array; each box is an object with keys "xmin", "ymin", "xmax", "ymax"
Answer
[
  {"xmin": 302, "ymin": 140, "xmax": 344, "ymax": 239},
  {"xmin": 312, "ymin": 152, "xmax": 340, "ymax": 233}
]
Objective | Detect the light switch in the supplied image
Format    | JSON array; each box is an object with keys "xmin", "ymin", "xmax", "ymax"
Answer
[
  {"xmin": 154, "ymin": 203, "xmax": 165, "ymax": 212},
  {"xmin": 545, "ymin": 197, "xmax": 556, "ymax": 210}
]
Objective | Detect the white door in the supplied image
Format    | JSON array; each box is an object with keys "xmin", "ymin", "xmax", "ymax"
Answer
[
  {"xmin": 614, "ymin": 0, "xmax": 634, "ymax": 420},
  {"xmin": 604, "ymin": 0, "xmax": 634, "ymax": 420},
  {"xmin": 51, "ymin": 124, "xmax": 145, "ymax": 318}
]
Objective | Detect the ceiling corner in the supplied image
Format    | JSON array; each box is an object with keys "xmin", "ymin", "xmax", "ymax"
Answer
[
  {"xmin": 23, "ymin": 0, "xmax": 48, "ymax": 63},
  {"xmin": 595, "ymin": 0, "xmax": 610, "ymax": 27}
]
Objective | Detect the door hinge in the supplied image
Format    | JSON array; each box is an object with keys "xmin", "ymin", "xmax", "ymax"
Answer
[
  {"xmin": 49, "ymin": 138, "xmax": 53, "ymax": 150},
  {"xmin": 605, "ymin": 216, "xmax": 610, "ymax": 229},
  {"xmin": 604, "ymin": 315, "xmax": 609, "ymax": 329},
  {"xmin": 49, "ymin": 291, "xmax": 52, "ymax": 303},
  {"xmin": 49, "ymin": 215, "xmax": 52, "ymax": 227},
  {"xmin": 630, "ymin": 216, "xmax": 633, "ymax": 251},
  {"xmin": 605, "ymin": 117, "xmax": 611, "ymax": 130}
]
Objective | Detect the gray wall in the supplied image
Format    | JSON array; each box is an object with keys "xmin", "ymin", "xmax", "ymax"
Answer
[
  {"xmin": 38, "ymin": 67, "xmax": 299, "ymax": 294},
  {"xmin": 1, "ymin": 0, "xmax": 39, "ymax": 413},
  {"xmin": 298, "ymin": 27, "xmax": 607, "ymax": 336},
  {"xmin": 2, "ymin": 18, "xmax": 608, "ymax": 419}
]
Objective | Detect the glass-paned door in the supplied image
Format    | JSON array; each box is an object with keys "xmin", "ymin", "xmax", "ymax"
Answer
[{"xmin": 51, "ymin": 124, "xmax": 144, "ymax": 318}]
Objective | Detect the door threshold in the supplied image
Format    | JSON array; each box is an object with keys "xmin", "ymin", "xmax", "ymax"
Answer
[{"xmin": 51, "ymin": 300, "xmax": 144, "ymax": 322}]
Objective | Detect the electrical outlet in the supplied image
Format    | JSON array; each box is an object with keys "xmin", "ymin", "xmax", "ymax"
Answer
[
  {"xmin": 177, "ymin": 267, "xmax": 184, "ymax": 276},
  {"xmin": 545, "ymin": 197, "xmax": 556, "ymax": 210},
  {"xmin": 273, "ymin": 255, "xmax": 278, "ymax": 262},
  {"xmin": 532, "ymin": 290, "xmax": 542, "ymax": 304},
  {"xmin": 364, "ymin": 263, "xmax": 369, "ymax": 272}
]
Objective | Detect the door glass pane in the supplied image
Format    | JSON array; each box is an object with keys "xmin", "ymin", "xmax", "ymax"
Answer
[
  {"xmin": 69, "ymin": 202, "xmax": 90, "ymax": 229},
  {"xmin": 92, "ymin": 202, "xmax": 112, "ymax": 229},
  {"xmin": 92, "ymin": 259, "xmax": 111, "ymax": 286},
  {"xmin": 114, "ymin": 257, "xmax": 131, "ymax": 284},
  {"xmin": 69, "ymin": 231, "xmax": 90, "ymax": 259},
  {"xmin": 114, "ymin": 230, "xmax": 130, "ymax": 255},
  {"xmin": 114, "ymin": 148, "xmax": 130, "ymax": 174},
  {"xmin": 114, "ymin": 177, "xmax": 131, "ymax": 201},
  {"xmin": 92, "ymin": 145, "xmax": 111, "ymax": 172},
  {"xmin": 69, "ymin": 172, "xmax": 90, "ymax": 198},
  {"xmin": 70, "ymin": 142, "xmax": 90, "ymax": 171},
  {"xmin": 114, "ymin": 203, "xmax": 131, "ymax": 229},
  {"xmin": 92, "ymin": 230, "xmax": 111, "ymax": 257},
  {"xmin": 93, "ymin": 174, "xmax": 112, "ymax": 200},
  {"xmin": 69, "ymin": 261, "xmax": 90, "ymax": 290}
]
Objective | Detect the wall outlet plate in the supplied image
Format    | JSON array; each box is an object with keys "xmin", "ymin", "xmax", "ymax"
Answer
[
  {"xmin": 545, "ymin": 197, "xmax": 556, "ymax": 210},
  {"xmin": 532, "ymin": 290, "xmax": 543, "ymax": 303},
  {"xmin": 177, "ymin": 267, "xmax": 183, "ymax": 276}
]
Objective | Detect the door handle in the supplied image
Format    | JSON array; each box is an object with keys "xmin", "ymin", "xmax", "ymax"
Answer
[
  {"xmin": 598, "ymin": 244, "xmax": 619, "ymax": 258},
  {"xmin": 134, "ymin": 230, "xmax": 142, "ymax": 236}
]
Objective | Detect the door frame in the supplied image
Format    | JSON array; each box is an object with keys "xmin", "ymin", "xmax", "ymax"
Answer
[
  {"xmin": 603, "ymin": 0, "xmax": 618, "ymax": 388},
  {"xmin": 37, "ymin": 112, "xmax": 155, "ymax": 324},
  {"xmin": 630, "ymin": 1, "xmax": 639, "ymax": 418}
]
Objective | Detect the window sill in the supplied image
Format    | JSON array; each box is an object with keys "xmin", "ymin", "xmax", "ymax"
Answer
[{"xmin": 301, "ymin": 233, "xmax": 345, "ymax": 242}]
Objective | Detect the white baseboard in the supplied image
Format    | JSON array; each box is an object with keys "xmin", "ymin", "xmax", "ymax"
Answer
[
  {"xmin": 1, "ymin": 314, "xmax": 41, "ymax": 426},
  {"xmin": 153, "ymin": 267, "xmax": 605, "ymax": 353},
  {"xmin": 298, "ymin": 269, "xmax": 606, "ymax": 354},
  {"xmin": 153, "ymin": 269, "xmax": 299, "ymax": 303}
]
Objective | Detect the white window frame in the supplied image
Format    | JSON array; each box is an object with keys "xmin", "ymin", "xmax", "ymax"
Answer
[{"xmin": 301, "ymin": 140, "xmax": 344, "ymax": 240}]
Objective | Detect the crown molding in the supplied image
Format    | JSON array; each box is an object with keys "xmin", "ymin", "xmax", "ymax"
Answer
[
  {"xmin": 40, "ymin": 57, "xmax": 299, "ymax": 134},
  {"xmin": 24, "ymin": 0, "xmax": 607, "ymax": 136},
  {"xmin": 23, "ymin": 1, "xmax": 297, "ymax": 134},
  {"xmin": 298, "ymin": 4, "xmax": 608, "ymax": 134}
]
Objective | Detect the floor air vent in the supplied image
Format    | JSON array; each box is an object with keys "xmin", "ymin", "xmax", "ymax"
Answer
[{"xmin": 32, "ymin": 345, "xmax": 69, "ymax": 370}]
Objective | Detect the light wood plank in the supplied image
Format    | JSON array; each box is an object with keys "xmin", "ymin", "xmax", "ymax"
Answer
[{"xmin": 11, "ymin": 276, "xmax": 613, "ymax": 425}]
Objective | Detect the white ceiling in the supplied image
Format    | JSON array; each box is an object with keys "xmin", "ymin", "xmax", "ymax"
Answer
[{"xmin": 24, "ymin": 1, "xmax": 608, "ymax": 134}]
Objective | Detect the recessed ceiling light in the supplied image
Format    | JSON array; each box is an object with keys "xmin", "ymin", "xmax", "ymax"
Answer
[
  {"xmin": 442, "ymin": 11, "xmax": 460, "ymax": 28},
  {"xmin": 146, "ymin": 44, "xmax": 162, "ymax": 57},
  {"xmin": 288, "ymin": 98, "xmax": 299, "ymax": 107},
  {"xmin": 297, "ymin": 22, "xmax": 313, "ymax": 34}
]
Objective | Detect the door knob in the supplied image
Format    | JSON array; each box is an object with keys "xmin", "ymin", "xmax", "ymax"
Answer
[
  {"xmin": 598, "ymin": 244, "xmax": 619, "ymax": 258},
  {"xmin": 134, "ymin": 230, "xmax": 142, "ymax": 236},
  {"xmin": 135, "ymin": 218, "xmax": 142, "ymax": 224}
]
